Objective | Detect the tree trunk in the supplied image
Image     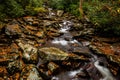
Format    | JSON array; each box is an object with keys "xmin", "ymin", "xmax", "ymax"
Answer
[{"xmin": 79, "ymin": 0, "xmax": 84, "ymax": 18}]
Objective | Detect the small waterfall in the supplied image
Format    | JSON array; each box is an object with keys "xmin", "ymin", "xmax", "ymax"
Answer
[
  {"xmin": 59, "ymin": 27, "xmax": 70, "ymax": 33},
  {"xmin": 50, "ymin": 20, "xmax": 116, "ymax": 80},
  {"xmin": 59, "ymin": 20, "xmax": 72, "ymax": 33},
  {"xmin": 51, "ymin": 69, "xmax": 83, "ymax": 80},
  {"xmin": 68, "ymin": 69, "xmax": 83, "ymax": 77},
  {"xmin": 52, "ymin": 20, "xmax": 82, "ymax": 47},
  {"xmin": 94, "ymin": 60, "xmax": 115, "ymax": 80}
]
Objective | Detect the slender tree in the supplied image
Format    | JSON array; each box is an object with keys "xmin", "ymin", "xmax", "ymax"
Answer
[{"xmin": 79, "ymin": 0, "xmax": 84, "ymax": 18}]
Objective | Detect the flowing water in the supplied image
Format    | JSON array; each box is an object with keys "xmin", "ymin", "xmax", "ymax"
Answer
[{"xmin": 48, "ymin": 20, "xmax": 115, "ymax": 80}]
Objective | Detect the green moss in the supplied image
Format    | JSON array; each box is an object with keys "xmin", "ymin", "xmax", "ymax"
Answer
[{"xmin": 34, "ymin": 7, "xmax": 46, "ymax": 13}]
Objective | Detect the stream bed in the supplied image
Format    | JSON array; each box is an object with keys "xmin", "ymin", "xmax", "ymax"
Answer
[
  {"xmin": 0, "ymin": 8, "xmax": 120, "ymax": 80},
  {"xmin": 45, "ymin": 20, "xmax": 116, "ymax": 80}
]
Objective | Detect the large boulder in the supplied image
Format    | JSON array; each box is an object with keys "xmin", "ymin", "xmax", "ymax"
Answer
[
  {"xmin": 5, "ymin": 24, "xmax": 22, "ymax": 38},
  {"xmin": 17, "ymin": 40, "xmax": 38, "ymax": 64},
  {"xmin": 38, "ymin": 47, "xmax": 69, "ymax": 61},
  {"xmin": 72, "ymin": 47, "xmax": 92, "ymax": 57}
]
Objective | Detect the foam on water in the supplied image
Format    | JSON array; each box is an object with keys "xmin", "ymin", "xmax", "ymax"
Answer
[
  {"xmin": 51, "ymin": 69, "xmax": 83, "ymax": 80},
  {"xmin": 69, "ymin": 40, "xmax": 78, "ymax": 44},
  {"xmin": 52, "ymin": 38, "xmax": 80, "ymax": 46},
  {"xmin": 94, "ymin": 60, "xmax": 115, "ymax": 80},
  {"xmin": 52, "ymin": 38, "xmax": 68, "ymax": 46},
  {"xmin": 59, "ymin": 25, "xmax": 70, "ymax": 33},
  {"xmin": 68, "ymin": 69, "xmax": 82, "ymax": 77},
  {"xmin": 59, "ymin": 28, "xmax": 69, "ymax": 33}
]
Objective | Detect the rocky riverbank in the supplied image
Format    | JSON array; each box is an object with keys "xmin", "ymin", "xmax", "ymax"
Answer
[{"xmin": 0, "ymin": 8, "xmax": 120, "ymax": 80}]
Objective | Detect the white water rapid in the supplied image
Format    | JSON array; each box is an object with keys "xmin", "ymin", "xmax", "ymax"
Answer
[
  {"xmin": 94, "ymin": 60, "xmax": 115, "ymax": 80},
  {"xmin": 51, "ymin": 20, "xmax": 116, "ymax": 80}
]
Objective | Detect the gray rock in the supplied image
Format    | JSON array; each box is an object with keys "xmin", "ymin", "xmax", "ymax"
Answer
[
  {"xmin": 17, "ymin": 40, "xmax": 38, "ymax": 64},
  {"xmin": 5, "ymin": 24, "xmax": 22, "ymax": 38},
  {"xmin": 38, "ymin": 47, "xmax": 69, "ymax": 61},
  {"xmin": 72, "ymin": 47, "xmax": 92, "ymax": 57},
  {"xmin": 20, "ymin": 64, "xmax": 43, "ymax": 80}
]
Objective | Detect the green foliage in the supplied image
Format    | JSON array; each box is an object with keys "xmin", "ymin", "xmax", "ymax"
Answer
[
  {"xmin": 5, "ymin": 0, "xmax": 25, "ymax": 17},
  {"xmin": 82, "ymin": 0, "xmax": 120, "ymax": 36},
  {"xmin": 34, "ymin": 7, "xmax": 46, "ymax": 13},
  {"xmin": 48, "ymin": 0, "xmax": 80, "ymax": 16},
  {"xmin": 48, "ymin": 0, "xmax": 64, "ymax": 10},
  {"xmin": 0, "ymin": 4, "xmax": 6, "ymax": 20},
  {"xmin": 48, "ymin": 0, "xmax": 120, "ymax": 36},
  {"xmin": 68, "ymin": 4, "xmax": 80, "ymax": 16},
  {"xmin": 0, "ymin": 0, "xmax": 44, "ymax": 18},
  {"xmin": 24, "ymin": 0, "xmax": 44, "ymax": 15}
]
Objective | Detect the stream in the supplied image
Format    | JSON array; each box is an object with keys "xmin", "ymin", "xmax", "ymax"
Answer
[
  {"xmin": 45, "ymin": 20, "xmax": 116, "ymax": 80},
  {"xmin": 0, "ymin": 7, "xmax": 119, "ymax": 80}
]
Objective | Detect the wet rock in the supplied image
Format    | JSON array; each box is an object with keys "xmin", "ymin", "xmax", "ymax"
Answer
[
  {"xmin": 0, "ymin": 56, "xmax": 10, "ymax": 65},
  {"xmin": 61, "ymin": 61, "xmax": 82, "ymax": 69},
  {"xmin": 0, "ymin": 53, "xmax": 19, "ymax": 66},
  {"xmin": 38, "ymin": 64, "xmax": 51, "ymax": 79},
  {"xmin": 7, "ymin": 60, "xmax": 25, "ymax": 75},
  {"xmin": 0, "ymin": 43, "xmax": 20, "ymax": 65},
  {"xmin": 43, "ymin": 20, "xmax": 55, "ymax": 27},
  {"xmin": 76, "ymin": 71, "xmax": 89, "ymax": 78},
  {"xmin": 46, "ymin": 28, "xmax": 62, "ymax": 38},
  {"xmin": 5, "ymin": 24, "xmax": 22, "ymax": 38},
  {"xmin": 71, "ymin": 23, "xmax": 84, "ymax": 31},
  {"xmin": 72, "ymin": 47, "xmax": 91, "ymax": 57},
  {"xmin": 32, "ymin": 20, "xmax": 39, "ymax": 26},
  {"xmin": 94, "ymin": 37, "xmax": 120, "ymax": 43},
  {"xmin": 38, "ymin": 47, "xmax": 69, "ymax": 61},
  {"xmin": 7, "ymin": 53, "xmax": 20, "ymax": 61},
  {"xmin": 89, "ymin": 41, "xmax": 120, "ymax": 65},
  {"xmin": 108, "ymin": 55, "xmax": 120, "ymax": 66},
  {"xmin": 23, "ymin": 16, "xmax": 34, "ymax": 25},
  {"xmin": 34, "ymin": 31, "xmax": 45, "ymax": 38},
  {"xmin": 47, "ymin": 62, "xmax": 60, "ymax": 74},
  {"xmin": 79, "ymin": 28, "xmax": 94, "ymax": 36},
  {"xmin": 36, "ymin": 39, "xmax": 46, "ymax": 45},
  {"xmin": 108, "ymin": 63, "xmax": 119, "ymax": 76},
  {"xmin": 20, "ymin": 64, "xmax": 43, "ymax": 80},
  {"xmin": 17, "ymin": 40, "xmax": 38, "ymax": 64},
  {"xmin": 47, "ymin": 31, "xmax": 62, "ymax": 38},
  {"xmin": 10, "ymin": 73, "xmax": 20, "ymax": 80},
  {"xmin": 57, "ymin": 10, "xmax": 64, "ymax": 17},
  {"xmin": 68, "ymin": 53, "xmax": 89, "ymax": 61},
  {"xmin": 0, "ymin": 67, "xmax": 7, "ymax": 77},
  {"xmin": 25, "ymin": 25, "xmax": 38, "ymax": 31},
  {"xmin": 85, "ymin": 63, "xmax": 102, "ymax": 80},
  {"xmin": 81, "ymin": 41, "xmax": 91, "ymax": 47}
]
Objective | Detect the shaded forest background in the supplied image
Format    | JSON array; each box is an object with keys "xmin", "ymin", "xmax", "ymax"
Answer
[{"xmin": 0, "ymin": 0, "xmax": 120, "ymax": 36}]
